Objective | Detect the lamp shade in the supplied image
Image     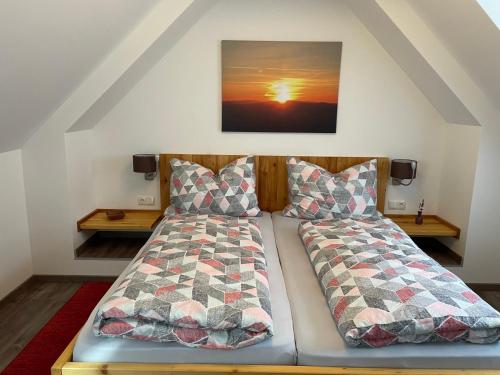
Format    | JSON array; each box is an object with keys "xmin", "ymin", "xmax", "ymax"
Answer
[
  {"xmin": 390, "ymin": 159, "xmax": 417, "ymax": 180},
  {"xmin": 133, "ymin": 154, "xmax": 156, "ymax": 173}
]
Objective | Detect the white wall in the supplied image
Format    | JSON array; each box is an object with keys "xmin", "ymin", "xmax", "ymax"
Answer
[
  {"xmin": 65, "ymin": 130, "xmax": 97, "ymax": 249},
  {"xmin": 453, "ymin": 114, "xmax": 500, "ymax": 282},
  {"xmin": 92, "ymin": 0, "xmax": 447, "ymax": 218},
  {"xmin": 21, "ymin": 0, "xmax": 485, "ymax": 281},
  {"xmin": 437, "ymin": 124, "xmax": 481, "ymax": 257},
  {"xmin": 0, "ymin": 150, "xmax": 32, "ymax": 299},
  {"xmin": 23, "ymin": 120, "xmax": 130, "ymax": 276},
  {"xmin": 21, "ymin": 0, "xmax": 198, "ymax": 277}
]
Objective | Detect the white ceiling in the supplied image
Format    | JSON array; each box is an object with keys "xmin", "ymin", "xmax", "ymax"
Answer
[
  {"xmin": 1, "ymin": 0, "xmax": 498, "ymax": 154},
  {"xmin": 0, "ymin": 0, "xmax": 159, "ymax": 153},
  {"xmin": 349, "ymin": 0, "xmax": 479, "ymax": 125},
  {"xmin": 409, "ymin": 0, "xmax": 500, "ymax": 108}
]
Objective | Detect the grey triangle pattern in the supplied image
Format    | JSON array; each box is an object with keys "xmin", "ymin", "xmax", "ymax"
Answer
[
  {"xmin": 299, "ymin": 216, "xmax": 500, "ymax": 347},
  {"xmin": 167, "ymin": 156, "xmax": 261, "ymax": 217},
  {"xmin": 94, "ymin": 214, "xmax": 273, "ymax": 349},
  {"xmin": 283, "ymin": 157, "xmax": 378, "ymax": 220}
]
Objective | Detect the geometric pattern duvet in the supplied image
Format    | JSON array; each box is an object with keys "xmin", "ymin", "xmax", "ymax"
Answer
[
  {"xmin": 299, "ymin": 216, "xmax": 500, "ymax": 347},
  {"xmin": 93, "ymin": 214, "xmax": 273, "ymax": 349}
]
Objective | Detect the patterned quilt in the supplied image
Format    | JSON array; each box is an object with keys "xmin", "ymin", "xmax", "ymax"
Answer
[
  {"xmin": 299, "ymin": 216, "xmax": 500, "ymax": 347},
  {"xmin": 93, "ymin": 214, "xmax": 273, "ymax": 349}
]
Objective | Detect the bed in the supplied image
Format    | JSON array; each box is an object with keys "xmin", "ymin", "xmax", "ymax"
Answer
[
  {"xmin": 53, "ymin": 154, "xmax": 500, "ymax": 375},
  {"xmin": 73, "ymin": 212, "xmax": 296, "ymax": 365},
  {"xmin": 272, "ymin": 212, "xmax": 500, "ymax": 369}
]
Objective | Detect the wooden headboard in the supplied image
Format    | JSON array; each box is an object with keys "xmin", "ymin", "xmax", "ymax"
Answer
[{"xmin": 159, "ymin": 154, "xmax": 389, "ymax": 214}]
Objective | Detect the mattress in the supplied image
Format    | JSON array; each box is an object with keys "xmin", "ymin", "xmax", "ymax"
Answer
[
  {"xmin": 74, "ymin": 212, "xmax": 296, "ymax": 365},
  {"xmin": 272, "ymin": 212, "xmax": 500, "ymax": 369}
]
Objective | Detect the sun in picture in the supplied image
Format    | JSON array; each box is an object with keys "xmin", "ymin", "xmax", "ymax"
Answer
[
  {"xmin": 265, "ymin": 78, "xmax": 304, "ymax": 104},
  {"xmin": 273, "ymin": 81, "xmax": 291, "ymax": 103}
]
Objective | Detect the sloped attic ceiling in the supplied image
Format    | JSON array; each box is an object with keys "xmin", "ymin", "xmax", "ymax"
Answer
[
  {"xmin": 409, "ymin": 0, "xmax": 500, "ymax": 108},
  {"xmin": 0, "ymin": 0, "xmax": 160, "ymax": 153},
  {"xmin": 68, "ymin": 0, "xmax": 216, "ymax": 133},
  {"xmin": 2, "ymin": 0, "xmax": 497, "ymax": 148},
  {"xmin": 348, "ymin": 0, "xmax": 482, "ymax": 126},
  {"xmin": 68, "ymin": 0, "xmax": 497, "ymax": 132}
]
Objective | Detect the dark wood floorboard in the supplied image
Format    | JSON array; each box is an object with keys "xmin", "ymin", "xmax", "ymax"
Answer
[
  {"xmin": 477, "ymin": 290, "xmax": 500, "ymax": 311},
  {"xmin": 0, "ymin": 278, "xmax": 82, "ymax": 372}
]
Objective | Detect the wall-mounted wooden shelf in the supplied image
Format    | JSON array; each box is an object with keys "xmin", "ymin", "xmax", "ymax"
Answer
[
  {"xmin": 386, "ymin": 214, "xmax": 462, "ymax": 267},
  {"xmin": 386, "ymin": 214, "xmax": 460, "ymax": 239},
  {"xmin": 77, "ymin": 209, "xmax": 163, "ymax": 232}
]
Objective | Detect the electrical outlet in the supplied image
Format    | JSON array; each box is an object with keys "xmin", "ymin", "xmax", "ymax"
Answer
[
  {"xmin": 388, "ymin": 200, "xmax": 406, "ymax": 210},
  {"xmin": 137, "ymin": 195, "xmax": 155, "ymax": 206}
]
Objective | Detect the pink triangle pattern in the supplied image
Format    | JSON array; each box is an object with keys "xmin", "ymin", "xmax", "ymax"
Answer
[
  {"xmin": 93, "ymin": 214, "xmax": 273, "ymax": 349},
  {"xmin": 167, "ymin": 156, "xmax": 261, "ymax": 217},
  {"xmin": 283, "ymin": 157, "xmax": 378, "ymax": 220},
  {"xmin": 299, "ymin": 216, "xmax": 500, "ymax": 347}
]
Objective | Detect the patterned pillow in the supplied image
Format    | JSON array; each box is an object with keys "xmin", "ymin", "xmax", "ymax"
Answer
[
  {"xmin": 167, "ymin": 156, "xmax": 261, "ymax": 217},
  {"xmin": 283, "ymin": 157, "xmax": 378, "ymax": 219}
]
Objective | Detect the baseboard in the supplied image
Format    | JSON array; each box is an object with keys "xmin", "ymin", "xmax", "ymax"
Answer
[{"xmin": 0, "ymin": 274, "xmax": 34, "ymax": 304}]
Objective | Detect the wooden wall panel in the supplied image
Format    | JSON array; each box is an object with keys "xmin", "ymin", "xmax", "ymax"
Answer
[{"xmin": 160, "ymin": 154, "xmax": 389, "ymax": 214}]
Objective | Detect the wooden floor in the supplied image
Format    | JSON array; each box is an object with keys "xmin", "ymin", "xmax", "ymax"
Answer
[
  {"xmin": 0, "ymin": 278, "xmax": 498, "ymax": 372},
  {"xmin": 0, "ymin": 276, "xmax": 115, "ymax": 372},
  {"xmin": 475, "ymin": 290, "xmax": 500, "ymax": 312}
]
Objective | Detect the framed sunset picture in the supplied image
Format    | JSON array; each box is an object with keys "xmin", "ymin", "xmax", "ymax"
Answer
[{"xmin": 221, "ymin": 40, "xmax": 342, "ymax": 133}]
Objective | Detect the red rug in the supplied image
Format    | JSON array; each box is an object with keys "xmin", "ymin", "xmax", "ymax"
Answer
[{"xmin": 1, "ymin": 281, "xmax": 112, "ymax": 375}]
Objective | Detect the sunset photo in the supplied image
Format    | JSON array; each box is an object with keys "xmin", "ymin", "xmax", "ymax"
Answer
[{"xmin": 221, "ymin": 41, "xmax": 342, "ymax": 133}]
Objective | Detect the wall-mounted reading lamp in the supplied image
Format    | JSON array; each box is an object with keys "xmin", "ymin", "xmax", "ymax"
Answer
[
  {"xmin": 133, "ymin": 154, "xmax": 157, "ymax": 180},
  {"xmin": 390, "ymin": 159, "xmax": 417, "ymax": 186}
]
